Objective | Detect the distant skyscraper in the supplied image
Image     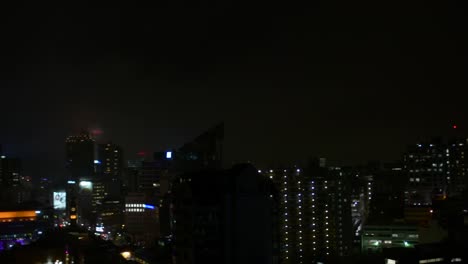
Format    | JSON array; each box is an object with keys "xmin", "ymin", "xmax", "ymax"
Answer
[
  {"xmin": 65, "ymin": 131, "xmax": 95, "ymax": 180},
  {"xmin": 97, "ymin": 142, "xmax": 123, "ymax": 179},
  {"xmin": 0, "ymin": 156, "xmax": 21, "ymax": 187},
  {"xmin": 176, "ymin": 122, "xmax": 224, "ymax": 172}
]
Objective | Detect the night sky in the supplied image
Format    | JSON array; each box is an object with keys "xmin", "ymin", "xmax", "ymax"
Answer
[{"xmin": 1, "ymin": 2, "xmax": 467, "ymax": 179}]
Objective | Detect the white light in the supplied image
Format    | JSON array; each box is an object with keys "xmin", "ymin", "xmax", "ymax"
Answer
[
  {"xmin": 120, "ymin": 251, "xmax": 132, "ymax": 260},
  {"xmin": 79, "ymin": 181, "xmax": 92, "ymax": 189}
]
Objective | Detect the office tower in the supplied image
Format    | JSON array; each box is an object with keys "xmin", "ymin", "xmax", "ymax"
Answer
[
  {"xmin": 65, "ymin": 131, "xmax": 95, "ymax": 180},
  {"xmin": 91, "ymin": 179, "xmax": 106, "ymax": 213},
  {"xmin": 34, "ymin": 177, "xmax": 51, "ymax": 206},
  {"xmin": 176, "ymin": 122, "xmax": 224, "ymax": 172},
  {"xmin": 263, "ymin": 159, "xmax": 352, "ymax": 264},
  {"xmin": 124, "ymin": 159, "xmax": 142, "ymax": 193},
  {"xmin": 0, "ymin": 156, "xmax": 21, "ymax": 187},
  {"xmin": 172, "ymin": 164, "xmax": 278, "ymax": 264},
  {"xmin": 97, "ymin": 142, "xmax": 123, "ymax": 179},
  {"xmin": 124, "ymin": 192, "xmax": 159, "ymax": 246},
  {"xmin": 0, "ymin": 156, "xmax": 27, "ymax": 206},
  {"xmin": 97, "ymin": 198, "xmax": 123, "ymax": 236},
  {"xmin": 446, "ymin": 139, "xmax": 468, "ymax": 195},
  {"xmin": 368, "ymin": 163, "xmax": 406, "ymax": 222},
  {"xmin": 404, "ymin": 138, "xmax": 468, "ymax": 206}
]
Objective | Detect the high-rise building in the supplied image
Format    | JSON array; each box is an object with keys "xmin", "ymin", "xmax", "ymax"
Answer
[
  {"xmin": 404, "ymin": 138, "xmax": 468, "ymax": 206},
  {"xmin": 172, "ymin": 164, "xmax": 278, "ymax": 264},
  {"xmin": 368, "ymin": 163, "xmax": 406, "ymax": 223},
  {"xmin": 97, "ymin": 198, "xmax": 123, "ymax": 237},
  {"xmin": 176, "ymin": 123, "xmax": 224, "ymax": 172},
  {"xmin": 0, "ymin": 156, "xmax": 21, "ymax": 187},
  {"xmin": 66, "ymin": 131, "xmax": 95, "ymax": 180},
  {"xmin": 124, "ymin": 192, "xmax": 159, "ymax": 246},
  {"xmin": 0, "ymin": 156, "xmax": 27, "ymax": 206},
  {"xmin": 91, "ymin": 179, "xmax": 106, "ymax": 213},
  {"xmin": 97, "ymin": 142, "xmax": 123, "ymax": 179},
  {"xmin": 262, "ymin": 159, "xmax": 352, "ymax": 263}
]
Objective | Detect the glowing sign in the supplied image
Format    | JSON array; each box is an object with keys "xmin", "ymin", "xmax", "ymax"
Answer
[
  {"xmin": 166, "ymin": 151, "xmax": 172, "ymax": 159},
  {"xmin": 94, "ymin": 160, "xmax": 101, "ymax": 164},
  {"xmin": 96, "ymin": 226, "xmax": 104, "ymax": 232},
  {"xmin": 53, "ymin": 192, "xmax": 67, "ymax": 210},
  {"xmin": 67, "ymin": 180, "xmax": 76, "ymax": 184},
  {"xmin": 79, "ymin": 181, "xmax": 92, "ymax": 190},
  {"xmin": 0, "ymin": 211, "xmax": 36, "ymax": 219}
]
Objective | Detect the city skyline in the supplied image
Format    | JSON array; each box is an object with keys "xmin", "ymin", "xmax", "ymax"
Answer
[
  {"xmin": 1, "ymin": 2, "xmax": 467, "ymax": 179},
  {"xmin": 0, "ymin": 124, "xmax": 465, "ymax": 180},
  {"xmin": 1, "ymin": 2, "xmax": 467, "ymax": 263}
]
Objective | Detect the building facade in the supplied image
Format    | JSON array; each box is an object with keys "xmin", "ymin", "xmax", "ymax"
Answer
[
  {"xmin": 262, "ymin": 159, "xmax": 353, "ymax": 263},
  {"xmin": 124, "ymin": 192, "xmax": 159, "ymax": 246},
  {"xmin": 65, "ymin": 131, "xmax": 96, "ymax": 181},
  {"xmin": 172, "ymin": 164, "xmax": 279, "ymax": 264},
  {"xmin": 404, "ymin": 138, "xmax": 468, "ymax": 206}
]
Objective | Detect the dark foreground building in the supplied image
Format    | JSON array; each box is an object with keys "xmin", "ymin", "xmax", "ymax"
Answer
[{"xmin": 172, "ymin": 164, "xmax": 279, "ymax": 264}]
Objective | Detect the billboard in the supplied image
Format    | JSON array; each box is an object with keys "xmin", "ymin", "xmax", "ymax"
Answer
[{"xmin": 53, "ymin": 191, "xmax": 66, "ymax": 210}]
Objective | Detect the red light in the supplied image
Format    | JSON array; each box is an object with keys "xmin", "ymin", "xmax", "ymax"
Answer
[
  {"xmin": 137, "ymin": 151, "xmax": 147, "ymax": 156},
  {"xmin": 91, "ymin": 129, "xmax": 103, "ymax": 135},
  {"xmin": 453, "ymin": 125, "xmax": 458, "ymax": 129}
]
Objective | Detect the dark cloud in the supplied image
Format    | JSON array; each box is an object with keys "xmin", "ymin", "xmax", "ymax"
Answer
[{"xmin": 1, "ymin": 1, "xmax": 467, "ymax": 178}]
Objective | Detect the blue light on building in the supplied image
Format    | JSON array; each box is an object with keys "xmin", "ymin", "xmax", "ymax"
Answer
[
  {"xmin": 144, "ymin": 204, "xmax": 155, "ymax": 210},
  {"xmin": 166, "ymin": 151, "xmax": 172, "ymax": 159}
]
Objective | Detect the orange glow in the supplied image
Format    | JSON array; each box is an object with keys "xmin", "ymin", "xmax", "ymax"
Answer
[
  {"xmin": 70, "ymin": 215, "xmax": 77, "ymax": 220},
  {"xmin": 0, "ymin": 211, "xmax": 36, "ymax": 219}
]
